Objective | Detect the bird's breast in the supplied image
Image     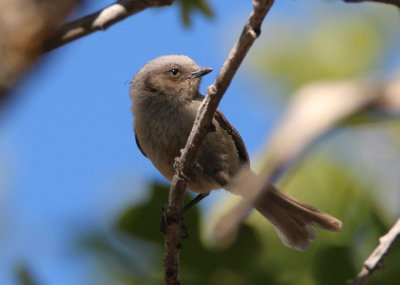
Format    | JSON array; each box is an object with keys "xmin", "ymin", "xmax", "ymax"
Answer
[{"xmin": 134, "ymin": 102, "xmax": 197, "ymax": 180}]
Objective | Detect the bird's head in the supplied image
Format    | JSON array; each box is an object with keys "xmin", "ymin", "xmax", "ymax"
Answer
[{"xmin": 130, "ymin": 55, "xmax": 212, "ymax": 102}]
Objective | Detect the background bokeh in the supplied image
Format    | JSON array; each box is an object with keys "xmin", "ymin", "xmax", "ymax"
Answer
[{"xmin": 1, "ymin": 0, "xmax": 400, "ymax": 284}]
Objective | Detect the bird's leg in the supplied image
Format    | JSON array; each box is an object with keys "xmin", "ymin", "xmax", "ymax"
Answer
[
  {"xmin": 159, "ymin": 203, "xmax": 189, "ymax": 239},
  {"xmin": 183, "ymin": 193, "xmax": 209, "ymax": 213},
  {"xmin": 173, "ymin": 156, "xmax": 196, "ymax": 182},
  {"xmin": 160, "ymin": 193, "xmax": 209, "ymax": 238},
  {"xmin": 163, "ymin": 155, "xmax": 209, "ymax": 238},
  {"xmin": 180, "ymin": 193, "xmax": 210, "ymax": 238}
]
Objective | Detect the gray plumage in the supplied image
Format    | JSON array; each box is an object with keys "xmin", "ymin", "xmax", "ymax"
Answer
[{"xmin": 130, "ymin": 55, "xmax": 342, "ymax": 251}]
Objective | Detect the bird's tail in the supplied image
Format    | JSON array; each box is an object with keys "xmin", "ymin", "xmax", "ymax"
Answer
[{"xmin": 253, "ymin": 185, "xmax": 342, "ymax": 251}]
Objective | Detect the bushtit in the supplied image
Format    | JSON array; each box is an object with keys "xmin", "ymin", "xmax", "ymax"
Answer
[{"xmin": 130, "ymin": 55, "xmax": 342, "ymax": 251}]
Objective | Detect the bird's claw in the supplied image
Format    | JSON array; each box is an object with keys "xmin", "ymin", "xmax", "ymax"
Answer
[
  {"xmin": 160, "ymin": 204, "xmax": 190, "ymax": 239},
  {"xmin": 173, "ymin": 156, "xmax": 195, "ymax": 182}
]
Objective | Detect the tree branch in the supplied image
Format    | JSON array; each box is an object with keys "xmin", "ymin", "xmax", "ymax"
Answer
[
  {"xmin": 163, "ymin": 0, "xmax": 274, "ymax": 284},
  {"xmin": 348, "ymin": 218, "xmax": 400, "ymax": 285},
  {"xmin": 344, "ymin": 0, "xmax": 400, "ymax": 7},
  {"xmin": 44, "ymin": 0, "xmax": 174, "ymax": 52},
  {"xmin": 0, "ymin": 0, "xmax": 78, "ymax": 108}
]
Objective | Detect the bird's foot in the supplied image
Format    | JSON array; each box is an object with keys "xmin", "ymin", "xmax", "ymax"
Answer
[
  {"xmin": 173, "ymin": 156, "xmax": 196, "ymax": 182},
  {"xmin": 160, "ymin": 204, "xmax": 190, "ymax": 239}
]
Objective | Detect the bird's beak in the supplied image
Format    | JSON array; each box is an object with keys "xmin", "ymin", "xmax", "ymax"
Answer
[{"xmin": 191, "ymin": 66, "xmax": 213, "ymax": 78}]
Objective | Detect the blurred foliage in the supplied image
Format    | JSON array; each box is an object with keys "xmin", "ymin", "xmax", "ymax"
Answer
[
  {"xmin": 268, "ymin": 153, "xmax": 400, "ymax": 285},
  {"xmin": 83, "ymin": 183, "xmax": 270, "ymax": 284},
  {"xmin": 176, "ymin": 0, "xmax": 213, "ymax": 26},
  {"xmin": 389, "ymin": 121, "xmax": 400, "ymax": 147},
  {"xmin": 252, "ymin": 5, "xmax": 400, "ymax": 93},
  {"xmin": 0, "ymin": 0, "xmax": 398, "ymax": 284},
  {"xmin": 81, "ymin": 158, "xmax": 400, "ymax": 284},
  {"xmin": 14, "ymin": 264, "xmax": 38, "ymax": 285},
  {"xmin": 340, "ymin": 109, "xmax": 400, "ymax": 128}
]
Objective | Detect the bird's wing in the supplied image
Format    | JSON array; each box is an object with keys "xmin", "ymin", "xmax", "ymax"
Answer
[
  {"xmin": 135, "ymin": 133, "xmax": 147, "ymax": 157},
  {"xmin": 214, "ymin": 109, "xmax": 249, "ymax": 165},
  {"xmin": 194, "ymin": 93, "xmax": 249, "ymax": 165}
]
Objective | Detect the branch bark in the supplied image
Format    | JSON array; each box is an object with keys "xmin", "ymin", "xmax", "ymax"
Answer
[
  {"xmin": 348, "ymin": 218, "xmax": 400, "ymax": 285},
  {"xmin": 44, "ymin": 0, "xmax": 174, "ymax": 52},
  {"xmin": 344, "ymin": 0, "xmax": 400, "ymax": 7},
  {"xmin": 163, "ymin": 0, "xmax": 275, "ymax": 284},
  {"xmin": 0, "ymin": 0, "xmax": 78, "ymax": 109}
]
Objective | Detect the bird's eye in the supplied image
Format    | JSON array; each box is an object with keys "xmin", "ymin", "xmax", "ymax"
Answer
[{"xmin": 170, "ymin": 69, "xmax": 180, "ymax": 76}]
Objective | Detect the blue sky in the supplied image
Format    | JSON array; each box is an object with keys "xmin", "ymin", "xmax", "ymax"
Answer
[{"xmin": 1, "ymin": 0, "xmax": 398, "ymax": 284}]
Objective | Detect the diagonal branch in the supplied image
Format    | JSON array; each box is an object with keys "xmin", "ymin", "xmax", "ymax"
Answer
[
  {"xmin": 163, "ymin": 0, "xmax": 275, "ymax": 284},
  {"xmin": 344, "ymin": 0, "xmax": 400, "ymax": 7},
  {"xmin": 348, "ymin": 218, "xmax": 400, "ymax": 285},
  {"xmin": 44, "ymin": 0, "xmax": 174, "ymax": 52}
]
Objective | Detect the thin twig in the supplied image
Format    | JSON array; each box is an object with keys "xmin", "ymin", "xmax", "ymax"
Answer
[
  {"xmin": 344, "ymin": 0, "xmax": 400, "ymax": 7},
  {"xmin": 348, "ymin": 218, "xmax": 400, "ymax": 285},
  {"xmin": 163, "ymin": 0, "xmax": 275, "ymax": 284},
  {"xmin": 44, "ymin": 0, "xmax": 174, "ymax": 52}
]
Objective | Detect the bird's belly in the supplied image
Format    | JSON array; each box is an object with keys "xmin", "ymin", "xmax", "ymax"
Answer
[{"xmin": 135, "ymin": 115, "xmax": 190, "ymax": 179}]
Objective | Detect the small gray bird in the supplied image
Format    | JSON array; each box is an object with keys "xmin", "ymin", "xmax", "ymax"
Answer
[{"xmin": 130, "ymin": 55, "xmax": 342, "ymax": 251}]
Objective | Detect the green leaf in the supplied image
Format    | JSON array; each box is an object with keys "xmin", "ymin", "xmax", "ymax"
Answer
[
  {"xmin": 312, "ymin": 245, "xmax": 356, "ymax": 285},
  {"xmin": 116, "ymin": 182, "xmax": 201, "ymax": 244},
  {"xmin": 177, "ymin": 0, "xmax": 213, "ymax": 26},
  {"xmin": 14, "ymin": 264, "xmax": 38, "ymax": 285}
]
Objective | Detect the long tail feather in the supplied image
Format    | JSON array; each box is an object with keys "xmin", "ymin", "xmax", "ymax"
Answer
[{"xmin": 254, "ymin": 185, "xmax": 342, "ymax": 251}]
